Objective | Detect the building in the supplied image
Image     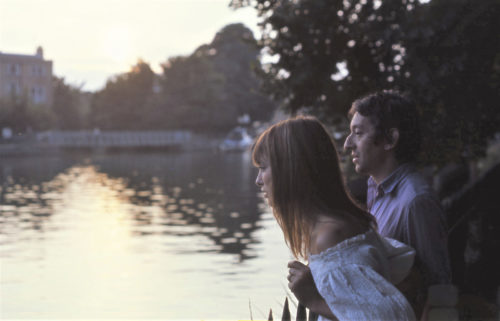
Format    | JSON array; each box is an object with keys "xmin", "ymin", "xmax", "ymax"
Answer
[{"xmin": 0, "ymin": 46, "xmax": 53, "ymax": 106}]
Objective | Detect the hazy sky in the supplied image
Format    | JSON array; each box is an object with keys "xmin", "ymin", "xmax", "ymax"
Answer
[{"xmin": 0, "ymin": 0, "xmax": 260, "ymax": 92}]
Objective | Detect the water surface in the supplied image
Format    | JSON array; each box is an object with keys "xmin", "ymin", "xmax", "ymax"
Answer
[{"xmin": 0, "ymin": 151, "xmax": 293, "ymax": 320}]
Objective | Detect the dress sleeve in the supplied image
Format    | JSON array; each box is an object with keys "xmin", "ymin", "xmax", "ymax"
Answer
[
  {"xmin": 380, "ymin": 236, "xmax": 416, "ymax": 284},
  {"xmin": 311, "ymin": 263, "xmax": 416, "ymax": 321}
]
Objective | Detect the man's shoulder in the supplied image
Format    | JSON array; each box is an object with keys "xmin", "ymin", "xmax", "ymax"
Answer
[
  {"xmin": 392, "ymin": 168, "xmax": 443, "ymax": 214},
  {"xmin": 397, "ymin": 168, "xmax": 435, "ymax": 198}
]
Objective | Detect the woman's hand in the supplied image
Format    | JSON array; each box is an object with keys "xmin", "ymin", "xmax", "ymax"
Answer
[
  {"xmin": 287, "ymin": 261, "xmax": 338, "ymax": 320},
  {"xmin": 287, "ymin": 261, "xmax": 322, "ymax": 306}
]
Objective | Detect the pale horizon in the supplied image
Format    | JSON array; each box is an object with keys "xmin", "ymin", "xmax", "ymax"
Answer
[{"xmin": 0, "ymin": 0, "xmax": 260, "ymax": 92}]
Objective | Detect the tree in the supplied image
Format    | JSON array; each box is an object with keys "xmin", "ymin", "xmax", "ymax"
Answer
[
  {"xmin": 210, "ymin": 23, "xmax": 275, "ymax": 122},
  {"xmin": 158, "ymin": 51, "xmax": 229, "ymax": 131},
  {"xmin": 399, "ymin": 0, "xmax": 500, "ymax": 165},
  {"xmin": 51, "ymin": 77, "xmax": 87, "ymax": 130},
  {"xmin": 0, "ymin": 96, "xmax": 30, "ymax": 134},
  {"xmin": 230, "ymin": 0, "xmax": 500, "ymax": 165},
  {"xmin": 231, "ymin": 0, "xmax": 410, "ymax": 115},
  {"xmin": 158, "ymin": 23, "xmax": 275, "ymax": 132},
  {"xmin": 87, "ymin": 24, "xmax": 274, "ymax": 132},
  {"xmin": 0, "ymin": 95, "xmax": 54, "ymax": 134},
  {"xmin": 91, "ymin": 60, "xmax": 155, "ymax": 130}
]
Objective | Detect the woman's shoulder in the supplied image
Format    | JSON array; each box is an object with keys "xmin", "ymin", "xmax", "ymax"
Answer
[
  {"xmin": 310, "ymin": 222, "xmax": 346, "ymax": 255},
  {"xmin": 310, "ymin": 214, "xmax": 368, "ymax": 255}
]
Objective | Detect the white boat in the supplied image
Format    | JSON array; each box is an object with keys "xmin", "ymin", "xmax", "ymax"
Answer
[{"xmin": 218, "ymin": 127, "xmax": 253, "ymax": 151}]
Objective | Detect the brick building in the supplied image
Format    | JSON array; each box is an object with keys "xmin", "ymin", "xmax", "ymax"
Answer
[{"xmin": 0, "ymin": 46, "xmax": 53, "ymax": 105}]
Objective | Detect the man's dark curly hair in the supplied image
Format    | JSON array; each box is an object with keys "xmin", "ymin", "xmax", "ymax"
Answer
[{"xmin": 348, "ymin": 90, "xmax": 421, "ymax": 163}]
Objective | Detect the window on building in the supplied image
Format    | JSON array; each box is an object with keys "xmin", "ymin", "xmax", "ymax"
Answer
[
  {"xmin": 9, "ymin": 64, "xmax": 21, "ymax": 75},
  {"xmin": 31, "ymin": 65, "xmax": 44, "ymax": 76},
  {"xmin": 5, "ymin": 84, "xmax": 12, "ymax": 95},
  {"xmin": 32, "ymin": 87, "xmax": 46, "ymax": 103},
  {"xmin": 9, "ymin": 83, "xmax": 21, "ymax": 94}
]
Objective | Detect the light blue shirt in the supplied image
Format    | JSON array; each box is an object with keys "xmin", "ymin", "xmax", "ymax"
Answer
[{"xmin": 367, "ymin": 163, "xmax": 451, "ymax": 284}]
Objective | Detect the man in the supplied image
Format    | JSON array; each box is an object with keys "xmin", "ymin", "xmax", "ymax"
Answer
[{"xmin": 343, "ymin": 90, "xmax": 452, "ymax": 316}]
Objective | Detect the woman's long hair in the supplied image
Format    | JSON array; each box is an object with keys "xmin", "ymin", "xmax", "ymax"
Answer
[{"xmin": 252, "ymin": 116, "xmax": 376, "ymax": 259}]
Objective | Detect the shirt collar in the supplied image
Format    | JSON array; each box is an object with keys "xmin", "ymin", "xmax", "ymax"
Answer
[{"xmin": 368, "ymin": 163, "xmax": 413, "ymax": 196}]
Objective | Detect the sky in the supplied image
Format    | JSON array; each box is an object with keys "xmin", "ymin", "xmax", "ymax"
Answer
[{"xmin": 0, "ymin": 0, "xmax": 260, "ymax": 92}]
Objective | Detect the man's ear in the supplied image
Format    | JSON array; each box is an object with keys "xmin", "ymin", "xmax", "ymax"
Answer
[{"xmin": 384, "ymin": 128, "xmax": 399, "ymax": 151}]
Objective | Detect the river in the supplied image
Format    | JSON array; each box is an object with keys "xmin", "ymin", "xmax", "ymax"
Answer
[{"xmin": 0, "ymin": 150, "xmax": 294, "ymax": 320}]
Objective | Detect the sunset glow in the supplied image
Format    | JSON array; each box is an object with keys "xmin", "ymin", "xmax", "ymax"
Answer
[
  {"xmin": 101, "ymin": 25, "xmax": 135, "ymax": 68},
  {"xmin": 0, "ymin": 0, "xmax": 259, "ymax": 91}
]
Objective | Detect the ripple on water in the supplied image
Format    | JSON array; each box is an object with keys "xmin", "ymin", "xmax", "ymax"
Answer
[{"xmin": 0, "ymin": 154, "xmax": 290, "ymax": 319}]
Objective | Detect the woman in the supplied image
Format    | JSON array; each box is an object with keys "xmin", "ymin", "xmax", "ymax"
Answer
[{"xmin": 253, "ymin": 116, "xmax": 416, "ymax": 321}]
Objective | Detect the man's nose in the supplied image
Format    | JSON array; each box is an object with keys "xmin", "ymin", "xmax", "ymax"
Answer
[{"xmin": 343, "ymin": 135, "xmax": 353, "ymax": 151}]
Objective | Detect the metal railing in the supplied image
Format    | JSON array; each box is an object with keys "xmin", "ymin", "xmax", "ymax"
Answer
[{"xmin": 35, "ymin": 130, "xmax": 191, "ymax": 148}]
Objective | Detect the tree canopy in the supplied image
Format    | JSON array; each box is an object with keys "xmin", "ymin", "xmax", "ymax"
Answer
[
  {"xmin": 158, "ymin": 23, "xmax": 275, "ymax": 132},
  {"xmin": 230, "ymin": 0, "xmax": 500, "ymax": 165},
  {"xmin": 90, "ymin": 23, "xmax": 275, "ymax": 132},
  {"xmin": 52, "ymin": 77, "xmax": 88, "ymax": 130},
  {"xmin": 91, "ymin": 60, "xmax": 155, "ymax": 130}
]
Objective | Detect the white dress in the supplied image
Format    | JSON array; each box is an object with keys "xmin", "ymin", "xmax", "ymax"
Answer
[{"xmin": 308, "ymin": 228, "xmax": 417, "ymax": 321}]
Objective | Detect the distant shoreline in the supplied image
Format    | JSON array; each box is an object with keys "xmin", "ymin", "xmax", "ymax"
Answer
[
  {"xmin": 0, "ymin": 135, "xmax": 233, "ymax": 157},
  {"xmin": 0, "ymin": 142, "xmax": 227, "ymax": 157},
  {"xmin": 0, "ymin": 129, "xmax": 256, "ymax": 156}
]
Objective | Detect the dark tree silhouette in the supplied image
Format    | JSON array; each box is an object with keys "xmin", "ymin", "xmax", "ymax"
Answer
[
  {"xmin": 91, "ymin": 60, "xmax": 155, "ymax": 130},
  {"xmin": 230, "ymin": 0, "xmax": 500, "ymax": 164},
  {"xmin": 51, "ymin": 77, "xmax": 87, "ymax": 130},
  {"xmin": 158, "ymin": 23, "xmax": 275, "ymax": 132}
]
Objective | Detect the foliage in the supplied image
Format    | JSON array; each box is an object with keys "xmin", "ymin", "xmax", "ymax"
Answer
[
  {"xmin": 400, "ymin": 0, "xmax": 500, "ymax": 164},
  {"xmin": 27, "ymin": 103, "xmax": 56, "ymax": 131},
  {"xmin": 157, "ymin": 50, "xmax": 229, "ymax": 131},
  {"xmin": 90, "ymin": 60, "xmax": 155, "ymax": 130},
  {"xmin": 0, "ymin": 95, "xmax": 54, "ymax": 134},
  {"xmin": 231, "ymin": 0, "xmax": 410, "ymax": 116},
  {"xmin": 0, "ymin": 96, "xmax": 30, "ymax": 134},
  {"xmin": 230, "ymin": 0, "xmax": 500, "ymax": 165},
  {"xmin": 210, "ymin": 23, "xmax": 275, "ymax": 123},
  {"xmin": 89, "ymin": 24, "xmax": 274, "ymax": 132},
  {"xmin": 158, "ymin": 23, "xmax": 275, "ymax": 132},
  {"xmin": 52, "ymin": 77, "xmax": 87, "ymax": 129}
]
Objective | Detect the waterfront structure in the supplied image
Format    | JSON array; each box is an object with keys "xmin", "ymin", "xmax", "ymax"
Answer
[{"xmin": 0, "ymin": 46, "xmax": 53, "ymax": 105}]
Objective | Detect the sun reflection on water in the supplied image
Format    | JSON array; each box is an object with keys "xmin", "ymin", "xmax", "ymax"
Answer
[{"xmin": 0, "ymin": 153, "xmax": 292, "ymax": 319}]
